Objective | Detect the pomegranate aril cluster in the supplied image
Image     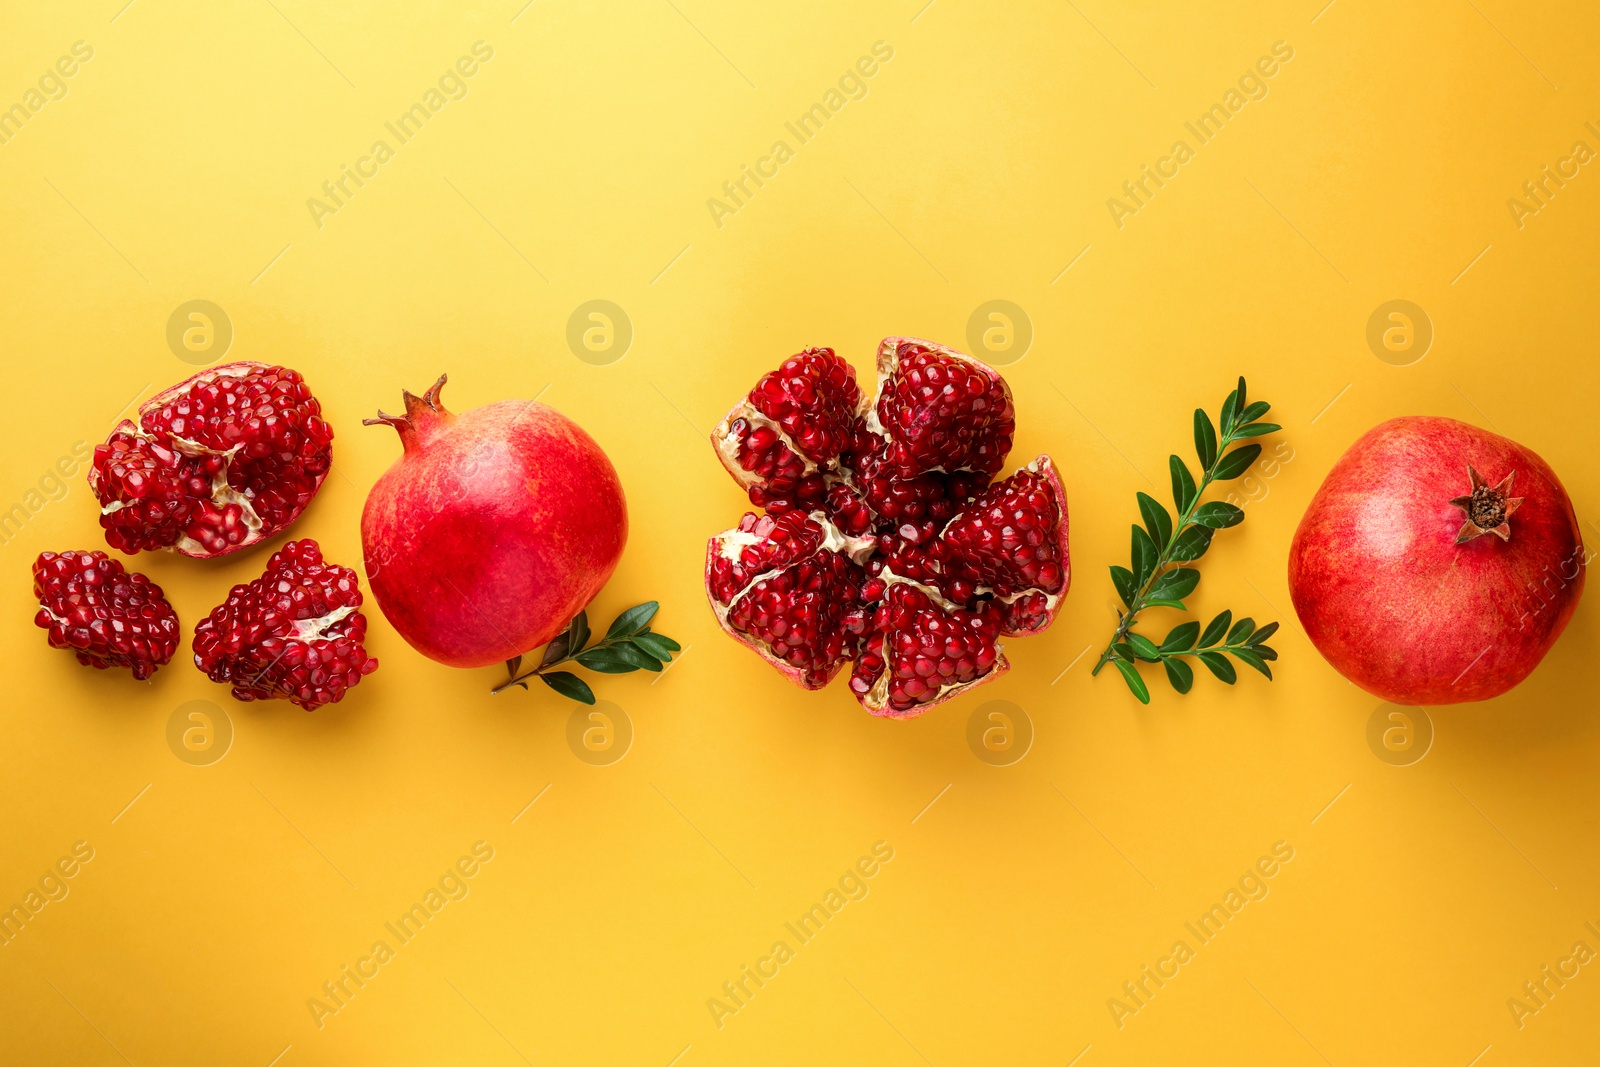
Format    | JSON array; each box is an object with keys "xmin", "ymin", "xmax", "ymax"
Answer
[
  {"xmin": 88, "ymin": 362, "xmax": 333, "ymax": 558},
  {"xmin": 33, "ymin": 551, "xmax": 180, "ymax": 680},
  {"xmin": 193, "ymin": 539, "xmax": 378, "ymax": 711},
  {"xmin": 709, "ymin": 336, "xmax": 1069, "ymax": 718}
]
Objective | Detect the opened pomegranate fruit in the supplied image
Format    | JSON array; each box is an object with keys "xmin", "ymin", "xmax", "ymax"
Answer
[
  {"xmin": 1288, "ymin": 417, "xmax": 1585, "ymax": 705},
  {"xmin": 708, "ymin": 337, "xmax": 1068, "ymax": 718},
  {"xmin": 33, "ymin": 550, "xmax": 180, "ymax": 680},
  {"xmin": 361, "ymin": 375, "xmax": 628, "ymax": 669},
  {"xmin": 192, "ymin": 539, "xmax": 377, "ymax": 710},
  {"xmin": 88, "ymin": 362, "xmax": 333, "ymax": 558}
]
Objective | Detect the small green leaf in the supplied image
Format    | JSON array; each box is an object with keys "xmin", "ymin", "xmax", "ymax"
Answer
[
  {"xmin": 1236, "ymin": 399, "xmax": 1270, "ymax": 426},
  {"xmin": 638, "ymin": 629, "xmax": 681, "ymax": 653},
  {"xmin": 1169, "ymin": 525, "xmax": 1214, "ymax": 563},
  {"xmin": 1110, "ymin": 565, "xmax": 1136, "ymax": 608},
  {"xmin": 541, "ymin": 671, "xmax": 596, "ymax": 704},
  {"xmin": 506, "ymin": 655, "xmax": 522, "ymax": 677},
  {"xmin": 1231, "ymin": 422, "xmax": 1281, "ymax": 439},
  {"xmin": 1227, "ymin": 617, "xmax": 1257, "ymax": 644},
  {"xmin": 1138, "ymin": 492, "xmax": 1173, "ymax": 549},
  {"xmin": 606, "ymin": 602, "xmax": 659, "ymax": 640},
  {"xmin": 1236, "ymin": 377, "xmax": 1248, "ymax": 417},
  {"xmin": 1194, "ymin": 409, "xmax": 1218, "ymax": 470},
  {"xmin": 1131, "ymin": 526, "xmax": 1158, "ymax": 586},
  {"xmin": 1148, "ymin": 567, "xmax": 1200, "ymax": 602},
  {"xmin": 1113, "ymin": 659, "xmax": 1151, "ymax": 704},
  {"xmin": 1192, "ymin": 501, "xmax": 1245, "ymax": 529},
  {"xmin": 1127, "ymin": 633, "xmax": 1162, "ymax": 662},
  {"xmin": 1255, "ymin": 645, "xmax": 1279, "ymax": 661},
  {"xmin": 1231, "ymin": 647, "xmax": 1273, "ymax": 679},
  {"xmin": 1248, "ymin": 621, "xmax": 1280, "ymax": 647},
  {"xmin": 539, "ymin": 631, "xmax": 569, "ymax": 667},
  {"xmin": 1170, "ymin": 455, "xmax": 1198, "ymax": 513},
  {"xmin": 1160, "ymin": 621, "xmax": 1200, "ymax": 652},
  {"xmin": 1199, "ymin": 610, "xmax": 1233, "ymax": 647},
  {"xmin": 1212, "ymin": 444, "xmax": 1263, "ymax": 481},
  {"xmin": 575, "ymin": 648, "xmax": 640, "ymax": 674},
  {"xmin": 631, "ymin": 632, "xmax": 679, "ymax": 661},
  {"xmin": 1113, "ymin": 643, "xmax": 1137, "ymax": 663},
  {"xmin": 1220, "ymin": 386, "xmax": 1239, "ymax": 436},
  {"xmin": 1198, "ymin": 651, "xmax": 1237, "ymax": 684},
  {"xmin": 1164, "ymin": 657, "xmax": 1194, "ymax": 694},
  {"xmin": 610, "ymin": 643, "xmax": 664, "ymax": 671},
  {"xmin": 566, "ymin": 612, "xmax": 591, "ymax": 656}
]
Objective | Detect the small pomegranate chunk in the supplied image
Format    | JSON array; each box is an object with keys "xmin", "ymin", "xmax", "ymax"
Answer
[
  {"xmin": 89, "ymin": 362, "xmax": 334, "ymax": 558},
  {"xmin": 706, "ymin": 337, "xmax": 1070, "ymax": 718},
  {"xmin": 939, "ymin": 457, "xmax": 1070, "ymax": 635},
  {"xmin": 192, "ymin": 539, "xmax": 377, "ymax": 710},
  {"xmin": 33, "ymin": 551, "xmax": 180, "ymax": 680},
  {"xmin": 849, "ymin": 583, "xmax": 1007, "ymax": 717},
  {"xmin": 874, "ymin": 337, "xmax": 1014, "ymax": 480},
  {"xmin": 712, "ymin": 348, "xmax": 866, "ymax": 515},
  {"xmin": 706, "ymin": 511, "xmax": 874, "ymax": 690}
]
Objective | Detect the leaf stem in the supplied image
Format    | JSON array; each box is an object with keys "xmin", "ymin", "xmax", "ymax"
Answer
[{"xmin": 1091, "ymin": 441, "xmax": 1230, "ymax": 675}]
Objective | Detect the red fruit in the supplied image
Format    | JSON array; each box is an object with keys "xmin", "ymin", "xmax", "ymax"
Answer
[
  {"xmin": 361, "ymin": 375, "xmax": 628, "ymax": 668},
  {"xmin": 849, "ymin": 583, "xmax": 1008, "ymax": 717},
  {"xmin": 1288, "ymin": 417, "xmax": 1585, "ymax": 705},
  {"xmin": 192, "ymin": 539, "xmax": 377, "ymax": 710},
  {"xmin": 708, "ymin": 338, "xmax": 1068, "ymax": 718},
  {"xmin": 32, "ymin": 550, "xmax": 179, "ymax": 680},
  {"xmin": 872, "ymin": 337, "xmax": 1014, "ymax": 480},
  {"xmin": 712, "ymin": 348, "xmax": 865, "ymax": 514},
  {"xmin": 88, "ymin": 362, "xmax": 333, "ymax": 557},
  {"xmin": 706, "ymin": 511, "xmax": 875, "ymax": 689},
  {"xmin": 939, "ymin": 457, "xmax": 1071, "ymax": 635}
]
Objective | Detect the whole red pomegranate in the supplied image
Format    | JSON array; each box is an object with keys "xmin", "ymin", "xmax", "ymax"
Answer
[
  {"xmin": 361, "ymin": 375, "xmax": 627, "ymax": 668},
  {"xmin": 89, "ymin": 362, "xmax": 333, "ymax": 557},
  {"xmin": 707, "ymin": 338, "xmax": 1068, "ymax": 718},
  {"xmin": 1289, "ymin": 417, "xmax": 1585, "ymax": 705},
  {"xmin": 193, "ymin": 539, "xmax": 377, "ymax": 710}
]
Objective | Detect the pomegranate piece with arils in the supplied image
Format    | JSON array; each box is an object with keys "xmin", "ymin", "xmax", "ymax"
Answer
[
  {"xmin": 873, "ymin": 337, "xmax": 1015, "ymax": 480},
  {"xmin": 192, "ymin": 539, "xmax": 377, "ymax": 710},
  {"xmin": 706, "ymin": 336, "xmax": 1069, "ymax": 718},
  {"xmin": 713, "ymin": 348, "xmax": 866, "ymax": 515},
  {"xmin": 33, "ymin": 550, "xmax": 180, "ymax": 680},
  {"xmin": 89, "ymin": 362, "xmax": 333, "ymax": 558},
  {"xmin": 939, "ymin": 457, "xmax": 1070, "ymax": 635},
  {"xmin": 850, "ymin": 583, "xmax": 1008, "ymax": 717},
  {"xmin": 706, "ymin": 511, "xmax": 875, "ymax": 690}
]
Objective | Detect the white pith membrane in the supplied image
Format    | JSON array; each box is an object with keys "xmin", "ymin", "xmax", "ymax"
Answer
[
  {"xmin": 711, "ymin": 405, "xmax": 825, "ymax": 487},
  {"xmin": 97, "ymin": 423, "xmax": 265, "ymax": 554},
  {"xmin": 289, "ymin": 604, "xmax": 357, "ymax": 642}
]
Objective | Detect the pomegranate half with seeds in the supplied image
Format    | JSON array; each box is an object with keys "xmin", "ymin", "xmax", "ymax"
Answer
[
  {"xmin": 88, "ymin": 362, "xmax": 333, "ymax": 558},
  {"xmin": 1288, "ymin": 417, "xmax": 1585, "ymax": 705},
  {"xmin": 707, "ymin": 338, "xmax": 1068, "ymax": 718},
  {"xmin": 192, "ymin": 539, "xmax": 377, "ymax": 710}
]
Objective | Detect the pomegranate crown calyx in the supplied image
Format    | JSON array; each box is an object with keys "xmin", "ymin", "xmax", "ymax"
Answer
[
  {"xmin": 363, "ymin": 374, "xmax": 451, "ymax": 449},
  {"xmin": 1450, "ymin": 465, "xmax": 1524, "ymax": 544}
]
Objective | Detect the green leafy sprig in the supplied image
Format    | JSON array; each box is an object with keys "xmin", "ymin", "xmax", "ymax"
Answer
[
  {"xmin": 493, "ymin": 602, "xmax": 680, "ymax": 703},
  {"xmin": 1091, "ymin": 377, "xmax": 1282, "ymax": 703}
]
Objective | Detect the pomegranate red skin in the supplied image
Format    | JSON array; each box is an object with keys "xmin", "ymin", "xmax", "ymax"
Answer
[
  {"xmin": 362, "ymin": 377, "xmax": 627, "ymax": 669},
  {"xmin": 1288, "ymin": 417, "xmax": 1584, "ymax": 705}
]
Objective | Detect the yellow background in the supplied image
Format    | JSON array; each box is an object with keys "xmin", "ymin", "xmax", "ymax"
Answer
[{"xmin": 3, "ymin": 1, "xmax": 1598, "ymax": 1063}]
